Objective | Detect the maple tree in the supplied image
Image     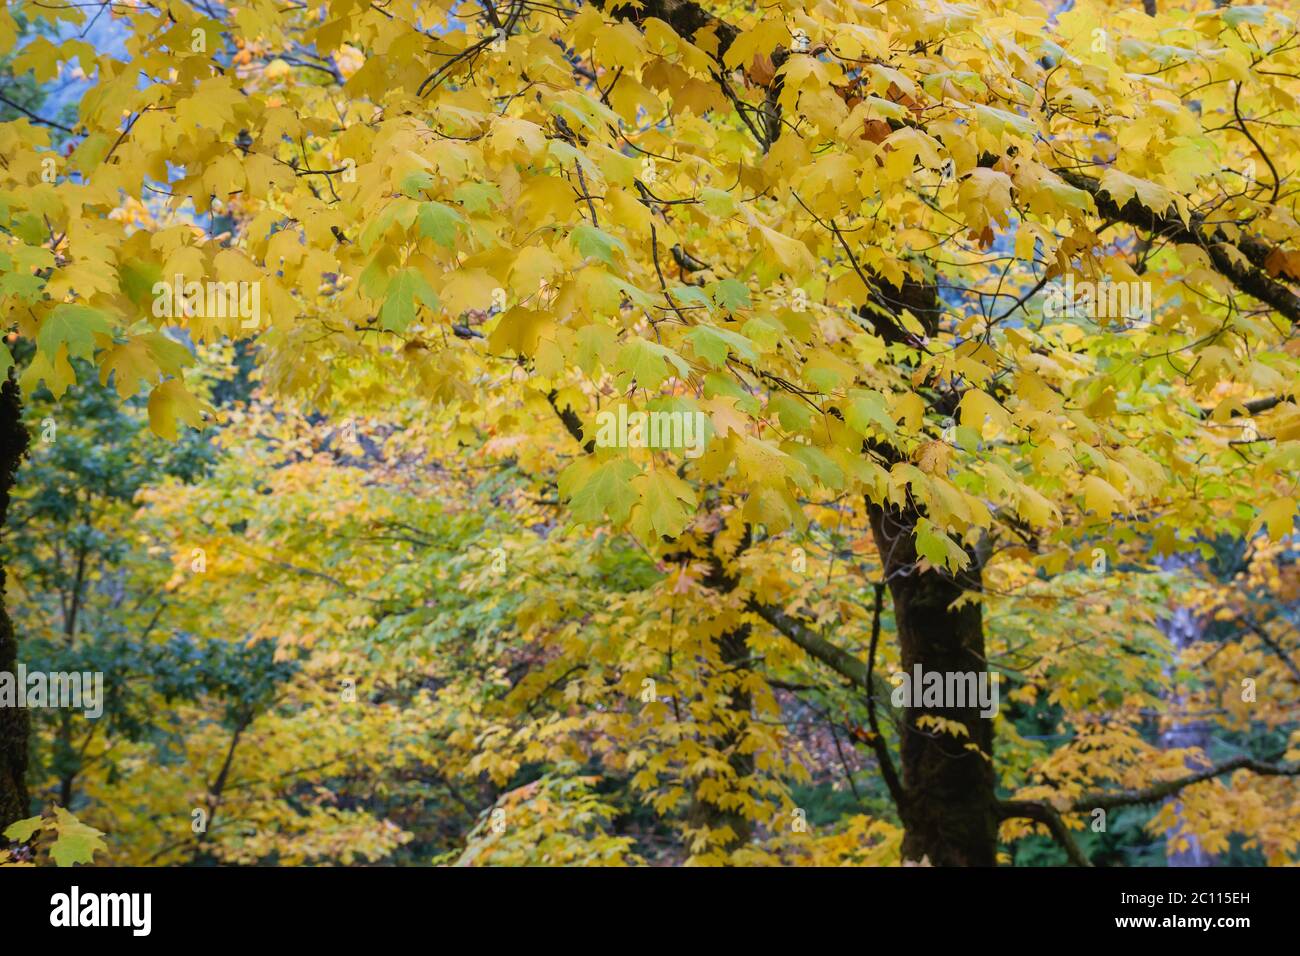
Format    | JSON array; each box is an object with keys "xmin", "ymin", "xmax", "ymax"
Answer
[{"xmin": 2, "ymin": 0, "xmax": 1300, "ymax": 866}]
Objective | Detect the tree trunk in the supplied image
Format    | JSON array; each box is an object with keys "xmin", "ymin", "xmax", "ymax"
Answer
[
  {"xmin": 688, "ymin": 550, "xmax": 754, "ymax": 858},
  {"xmin": 0, "ymin": 375, "xmax": 30, "ymax": 831},
  {"xmin": 694, "ymin": 621, "xmax": 754, "ymax": 852},
  {"xmin": 869, "ymin": 501, "xmax": 997, "ymax": 866}
]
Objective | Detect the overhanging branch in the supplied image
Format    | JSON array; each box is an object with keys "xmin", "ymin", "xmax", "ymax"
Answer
[
  {"xmin": 1058, "ymin": 170, "xmax": 1300, "ymax": 325},
  {"xmin": 1070, "ymin": 754, "xmax": 1300, "ymax": 813},
  {"xmin": 997, "ymin": 800, "xmax": 1093, "ymax": 867}
]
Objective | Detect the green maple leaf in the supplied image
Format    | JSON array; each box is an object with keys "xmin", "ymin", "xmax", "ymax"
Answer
[
  {"xmin": 570, "ymin": 223, "xmax": 627, "ymax": 266},
  {"xmin": 453, "ymin": 182, "xmax": 501, "ymax": 213},
  {"xmin": 914, "ymin": 518, "xmax": 969, "ymax": 573},
  {"xmin": 670, "ymin": 284, "xmax": 712, "ymax": 312},
  {"xmin": 1222, "ymin": 5, "xmax": 1268, "ymax": 27},
  {"xmin": 359, "ymin": 199, "xmax": 418, "ymax": 251},
  {"xmin": 3, "ymin": 815, "xmax": 45, "ymax": 844},
  {"xmin": 616, "ymin": 339, "xmax": 688, "ymax": 390},
  {"xmin": 118, "ymin": 258, "xmax": 163, "ymax": 307},
  {"xmin": 417, "ymin": 201, "xmax": 465, "ymax": 248},
  {"xmin": 37, "ymin": 304, "xmax": 114, "ymax": 361},
  {"xmin": 48, "ymin": 808, "xmax": 107, "ymax": 867},
  {"xmin": 0, "ymin": 271, "xmax": 45, "ymax": 303},
  {"xmin": 575, "ymin": 324, "xmax": 617, "ymax": 373},
  {"xmin": 844, "ymin": 390, "xmax": 896, "ymax": 436},
  {"xmin": 707, "ymin": 278, "xmax": 751, "ymax": 312},
  {"xmin": 400, "ymin": 169, "xmax": 436, "ymax": 197},
  {"xmin": 699, "ymin": 187, "xmax": 736, "ymax": 217},
  {"xmin": 380, "ymin": 268, "xmax": 439, "ymax": 332},
  {"xmin": 686, "ymin": 325, "xmax": 756, "ymax": 367},
  {"xmin": 569, "ymin": 459, "xmax": 640, "ymax": 526},
  {"xmin": 632, "ymin": 469, "xmax": 697, "ymax": 540}
]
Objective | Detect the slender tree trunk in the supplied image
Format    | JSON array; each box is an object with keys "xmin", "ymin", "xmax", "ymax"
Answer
[
  {"xmin": 694, "ymin": 620, "xmax": 754, "ymax": 852},
  {"xmin": 870, "ymin": 501, "xmax": 997, "ymax": 866},
  {"xmin": 688, "ymin": 550, "xmax": 754, "ymax": 858},
  {"xmin": 0, "ymin": 375, "xmax": 30, "ymax": 831}
]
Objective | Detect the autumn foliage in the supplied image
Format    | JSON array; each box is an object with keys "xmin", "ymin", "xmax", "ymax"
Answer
[{"xmin": 0, "ymin": 0, "xmax": 1298, "ymax": 866}]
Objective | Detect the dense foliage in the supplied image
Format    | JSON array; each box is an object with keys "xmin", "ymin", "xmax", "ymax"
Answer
[{"xmin": 1, "ymin": 0, "xmax": 1298, "ymax": 865}]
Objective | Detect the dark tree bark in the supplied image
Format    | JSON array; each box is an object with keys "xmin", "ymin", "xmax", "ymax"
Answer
[
  {"xmin": 687, "ymin": 616, "xmax": 755, "ymax": 854},
  {"xmin": 685, "ymin": 541, "xmax": 755, "ymax": 857},
  {"xmin": 869, "ymin": 500, "xmax": 997, "ymax": 866},
  {"xmin": 0, "ymin": 375, "xmax": 30, "ymax": 831}
]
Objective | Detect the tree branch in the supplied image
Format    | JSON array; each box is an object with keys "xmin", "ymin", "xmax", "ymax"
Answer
[
  {"xmin": 594, "ymin": 0, "xmax": 1300, "ymax": 327},
  {"xmin": 1058, "ymin": 169, "xmax": 1300, "ymax": 325},
  {"xmin": 593, "ymin": 0, "xmax": 739, "ymax": 59},
  {"xmin": 864, "ymin": 580, "xmax": 905, "ymax": 810},
  {"xmin": 546, "ymin": 388, "xmax": 595, "ymax": 454},
  {"xmin": 746, "ymin": 597, "xmax": 905, "ymax": 812},
  {"xmin": 997, "ymin": 800, "xmax": 1093, "ymax": 867},
  {"xmin": 1244, "ymin": 620, "xmax": 1300, "ymax": 684},
  {"xmin": 0, "ymin": 93, "xmax": 78, "ymax": 134},
  {"xmin": 1198, "ymin": 393, "xmax": 1294, "ymax": 420},
  {"xmin": 1071, "ymin": 754, "xmax": 1300, "ymax": 812}
]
